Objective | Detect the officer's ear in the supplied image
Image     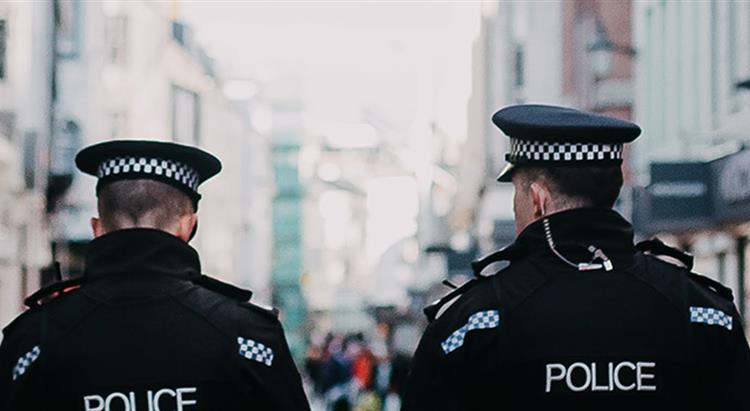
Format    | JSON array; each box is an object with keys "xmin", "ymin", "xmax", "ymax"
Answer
[
  {"xmin": 529, "ymin": 181, "xmax": 552, "ymax": 218},
  {"xmin": 175, "ymin": 213, "xmax": 198, "ymax": 242},
  {"xmin": 91, "ymin": 217, "xmax": 106, "ymax": 238}
]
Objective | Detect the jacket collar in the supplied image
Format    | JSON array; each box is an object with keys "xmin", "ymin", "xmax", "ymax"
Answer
[
  {"xmin": 84, "ymin": 228, "xmax": 201, "ymax": 284},
  {"xmin": 515, "ymin": 207, "xmax": 636, "ymax": 270}
]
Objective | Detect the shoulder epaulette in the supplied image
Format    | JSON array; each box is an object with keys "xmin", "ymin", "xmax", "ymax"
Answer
[
  {"xmin": 423, "ymin": 278, "xmax": 484, "ymax": 322},
  {"xmin": 688, "ymin": 272, "xmax": 734, "ymax": 302},
  {"xmin": 635, "ymin": 238, "xmax": 694, "ymax": 270},
  {"xmin": 239, "ymin": 301, "xmax": 280, "ymax": 320},
  {"xmin": 636, "ymin": 239, "xmax": 733, "ymax": 301},
  {"xmin": 470, "ymin": 243, "xmax": 524, "ymax": 277},
  {"xmin": 424, "ymin": 244, "xmax": 522, "ymax": 321},
  {"xmin": 193, "ymin": 275, "xmax": 253, "ymax": 302},
  {"xmin": 24, "ymin": 277, "xmax": 84, "ymax": 308}
]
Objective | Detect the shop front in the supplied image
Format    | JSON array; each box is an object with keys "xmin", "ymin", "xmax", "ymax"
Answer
[{"xmin": 635, "ymin": 149, "xmax": 750, "ymax": 320}]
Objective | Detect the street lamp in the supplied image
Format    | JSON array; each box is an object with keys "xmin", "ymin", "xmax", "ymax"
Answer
[
  {"xmin": 736, "ymin": 78, "xmax": 750, "ymax": 90},
  {"xmin": 587, "ymin": 19, "xmax": 636, "ymax": 80}
]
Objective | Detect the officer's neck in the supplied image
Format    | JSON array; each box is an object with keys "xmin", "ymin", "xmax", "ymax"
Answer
[
  {"xmin": 517, "ymin": 200, "xmax": 589, "ymax": 235},
  {"xmin": 92, "ymin": 216, "xmax": 195, "ymax": 242},
  {"xmin": 536, "ymin": 202, "xmax": 594, "ymax": 227},
  {"xmin": 514, "ymin": 207, "xmax": 636, "ymax": 269},
  {"xmin": 84, "ymin": 228, "xmax": 202, "ymax": 280}
]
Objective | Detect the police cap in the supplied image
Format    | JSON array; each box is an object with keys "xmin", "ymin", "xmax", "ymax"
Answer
[
  {"xmin": 492, "ymin": 104, "xmax": 641, "ymax": 182},
  {"xmin": 75, "ymin": 140, "xmax": 222, "ymax": 208}
]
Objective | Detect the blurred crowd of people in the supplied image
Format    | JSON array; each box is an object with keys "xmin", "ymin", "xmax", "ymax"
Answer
[{"xmin": 304, "ymin": 327, "xmax": 412, "ymax": 411}]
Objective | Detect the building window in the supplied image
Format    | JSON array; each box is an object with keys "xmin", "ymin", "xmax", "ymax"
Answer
[
  {"xmin": 49, "ymin": 120, "xmax": 82, "ymax": 177},
  {"xmin": 514, "ymin": 44, "xmax": 525, "ymax": 88},
  {"xmin": 0, "ymin": 111, "xmax": 15, "ymax": 142},
  {"xmin": 0, "ymin": 19, "xmax": 6, "ymax": 80},
  {"xmin": 106, "ymin": 16, "xmax": 128, "ymax": 66},
  {"xmin": 56, "ymin": 0, "xmax": 81, "ymax": 58},
  {"xmin": 23, "ymin": 131, "xmax": 37, "ymax": 189},
  {"xmin": 171, "ymin": 85, "xmax": 200, "ymax": 145},
  {"xmin": 171, "ymin": 21, "xmax": 193, "ymax": 50}
]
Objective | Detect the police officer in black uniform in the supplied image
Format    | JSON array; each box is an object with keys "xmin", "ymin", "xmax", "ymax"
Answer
[
  {"xmin": 0, "ymin": 140, "xmax": 311, "ymax": 411},
  {"xmin": 403, "ymin": 105, "xmax": 750, "ymax": 410}
]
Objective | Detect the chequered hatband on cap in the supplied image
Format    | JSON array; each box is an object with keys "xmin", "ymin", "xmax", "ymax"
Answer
[
  {"xmin": 507, "ymin": 138, "xmax": 625, "ymax": 164},
  {"xmin": 492, "ymin": 104, "xmax": 641, "ymax": 182},
  {"xmin": 76, "ymin": 140, "xmax": 222, "ymax": 208},
  {"xmin": 97, "ymin": 157, "xmax": 201, "ymax": 192}
]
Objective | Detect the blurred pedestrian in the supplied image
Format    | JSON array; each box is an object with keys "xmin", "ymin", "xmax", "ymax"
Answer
[
  {"xmin": 305, "ymin": 339, "xmax": 326, "ymax": 396},
  {"xmin": 322, "ymin": 335, "xmax": 354, "ymax": 410},
  {"xmin": 351, "ymin": 333, "xmax": 375, "ymax": 391},
  {"xmin": 0, "ymin": 140, "xmax": 310, "ymax": 410},
  {"xmin": 403, "ymin": 105, "xmax": 750, "ymax": 410}
]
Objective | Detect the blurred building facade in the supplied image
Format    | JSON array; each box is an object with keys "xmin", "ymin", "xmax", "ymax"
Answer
[
  {"xmin": 268, "ymin": 82, "xmax": 307, "ymax": 358},
  {"xmin": 301, "ymin": 123, "xmax": 420, "ymax": 335},
  {"xmin": 633, "ymin": 1, "xmax": 750, "ymax": 175},
  {"xmin": 301, "ymin": 135, "xmax": 372, "ymax": 335},
  {"xmin": 0, "ymin": 2, "xmax": 55, "ymax": 329},
  {"xmin": 633, "ymin": 1, "xmax": 750, "ymax": 323},
  {"xmin": 48, "ymin": 1, "xmax": 271, "ymax": 292},
  {"xmin": 450, "ymin": 0, "xmax": 633, "ymax": 271},
  {"xmin": 0, "ymin": 1, "xmax": 274, "ymax": 329},
  {"xmin": 563, "ymin": 0, "xmax": 634, "ymax": 120},
  {"xmin": 452, "ymin": 1, "xmax": 565, "ymax": 263}
]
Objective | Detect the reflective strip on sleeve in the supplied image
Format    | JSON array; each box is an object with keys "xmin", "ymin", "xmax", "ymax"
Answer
[
  {"xmin": 441, "ymin": 310, "xmax": 500, "ymax": 354},
  {"xmin": 690, "ymin": 306, "xmax": 733, "ymax": 331},
  {"xmin": 12, "ymin": 345, "xmax": 41, "ymax": 381},
  {"xmin": 238, "ymin": 336, "xmax": 274, "ymax": 366}
]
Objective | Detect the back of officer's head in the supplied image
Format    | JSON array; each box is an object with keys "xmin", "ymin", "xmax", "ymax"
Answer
[
  {"xmin": 512, "ymin": 165, "xmax": 623, "ymax": 232},
  {"xmin": 92, "ymin": 179, "xmax": 197, "ymax": 240},
  {"xmin": 516, "ymin": 165, "xmax": 623, "ymax": 208}
]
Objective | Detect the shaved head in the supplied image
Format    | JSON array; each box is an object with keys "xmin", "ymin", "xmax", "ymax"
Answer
[{"xmin": 97, "ymin": 180, "xmax": 194, "ymax": 233}]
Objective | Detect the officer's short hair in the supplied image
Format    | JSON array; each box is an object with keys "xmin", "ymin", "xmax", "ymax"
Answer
[
  {"xmin": 516, "ymin": 166, "xmax": 623, "ymax": 209},
  {"xmin": 97, "ymin": 179, "xmax": 194, "ymax": 231}
]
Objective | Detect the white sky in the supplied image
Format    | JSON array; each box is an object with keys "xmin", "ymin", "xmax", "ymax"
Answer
[
  {"xmin": 180, "ymin": 1, "xmax": 482, "ymax": 142},
  {"xmin": 180, "ymin": 2, "xmax": 483, "ymax": 304}
]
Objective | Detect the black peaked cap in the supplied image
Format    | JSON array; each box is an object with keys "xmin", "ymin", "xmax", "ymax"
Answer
[
  {"xmin": 492, "ymin": 104, "xmax": 641, "ymax": 143},
  {"xmin": 76, "ymin": 140, "xmax": 222, "ymax": 207},
  {"xmin": 492, "ymin": 104, "xmax": 641, "ymax": 182}
]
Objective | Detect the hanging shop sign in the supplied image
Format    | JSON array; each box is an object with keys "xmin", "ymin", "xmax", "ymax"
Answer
[
  {"xmin": 634, "ymin": 148, "xmax": 750, "ymax": 235},
  {"xmin": 714, "ymin": 148, "xmax": 750, "ymax": 223},
  {"xmin": 636, "ymin": 161, "xmax": 713, "ymax": 234}
]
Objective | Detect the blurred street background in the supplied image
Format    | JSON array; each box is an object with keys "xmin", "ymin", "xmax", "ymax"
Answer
[{"xmin": 2, "ymin": 1, "xmax": 750, "ymax": 409}]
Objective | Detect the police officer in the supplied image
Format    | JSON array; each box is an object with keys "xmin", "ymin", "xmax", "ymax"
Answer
[
  {"xmin": 0, "ymin": 140, "xmax": 311, "ymax": 411},
  {"xmin": 403, "ymin": 105, "xmax": 750, "ymax": 410}
]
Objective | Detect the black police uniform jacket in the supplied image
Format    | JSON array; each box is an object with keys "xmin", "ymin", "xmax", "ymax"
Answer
[
  {"xmin": 403, "ymin": 208, "xmax": 750, "ymax": 411},
  {"xmin": 0, "ymin": 228, "xmax": 311, "ymax": 411}
]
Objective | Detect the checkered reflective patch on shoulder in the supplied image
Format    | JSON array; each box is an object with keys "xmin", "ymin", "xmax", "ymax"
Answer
[
  {"xmin": 441, "ymin": 310, "xmax": 500, "ymax": 354},
  {"xmin": 238, "ymin": 336, "xmax": 274, "ymax": 366},
  {"xmin": 690, "ymin": 306, "xmax": 733, "ymax": 331},
  {"xmin": 12, "ymin": 345, "xmax": 40, "ymax": 381}
]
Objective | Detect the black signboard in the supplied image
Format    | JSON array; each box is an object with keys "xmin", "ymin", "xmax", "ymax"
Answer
[
  {"xmin": 636, "ymin": 162, "xmax": 713, "ymax": 235},
  {"xmin": 713, "ymin": 149, "xmax": 750, "ymax": 223}
]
